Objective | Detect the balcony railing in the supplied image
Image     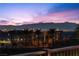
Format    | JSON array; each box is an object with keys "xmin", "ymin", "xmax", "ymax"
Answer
[
  {"xmin": 45, "ymin": 45, "xmax": 79, "ymax": 56},
  {"xmin": 12, "ymin": 45, "xmax": 79, "ymax": 56}
]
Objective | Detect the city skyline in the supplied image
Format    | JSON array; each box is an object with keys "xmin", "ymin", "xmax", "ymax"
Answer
[{"xmin": 0, "ymin": 3, "xmax": 79, "ymax": 25}]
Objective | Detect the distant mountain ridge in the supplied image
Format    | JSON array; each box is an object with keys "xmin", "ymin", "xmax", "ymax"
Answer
[{"xmin": 0, "ymin": 22, "xmax": 78, "ymax": 31}]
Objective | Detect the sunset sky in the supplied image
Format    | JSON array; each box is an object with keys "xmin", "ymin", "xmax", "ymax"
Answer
[{"xmin": 0, "ymin": 3, "xmax": 79, "ymax": 25}]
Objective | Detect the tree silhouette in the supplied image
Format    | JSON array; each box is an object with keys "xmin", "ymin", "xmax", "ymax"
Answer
[
  {"xmin": 74, "ymin": 25, "xmax": 79, "ymax": 39},
  {"xmin": 68, "ymin": 25, "xmax": 79, "ymax": 45}
]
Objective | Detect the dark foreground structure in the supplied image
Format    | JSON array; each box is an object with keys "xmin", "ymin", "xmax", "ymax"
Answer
[
  {"xmin": 0, "ymin": 29, "xmax": 79, "ymax": 56},
  {"xmin": 13, "ymin": 45, "xmax": 79, "ymax": 56}
]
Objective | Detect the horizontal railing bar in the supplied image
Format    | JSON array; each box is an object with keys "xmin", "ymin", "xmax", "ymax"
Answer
[
  {"xmin": 45, "ymin": 45, "xmax": 79, "ymax": 52},
  {"xmin": 12, "ymin": 51, "xmax": 46, "ymax": 56}
]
